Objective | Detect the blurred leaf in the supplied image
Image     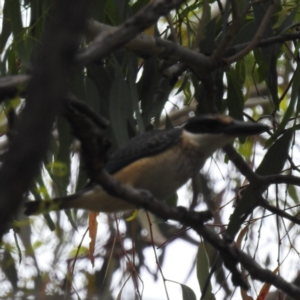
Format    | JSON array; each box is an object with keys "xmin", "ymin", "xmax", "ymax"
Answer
[
  {"xmin": 256, "ymin": 266, "xmax": 279, "ymax": 300},
  {"xmin": 70, "ymin": 69, "xmax": 86, "ymax": 100},
  {"xmin": 236, "ymin": 59, "xmax": 246, "ymax": 86},
  {"xmin": 231, "ymin": 21, "xmax": 256, "ymax": 46},
  {"xmin": 166, "ymin": 192, "xmax": 178, "ymax": 207},
  {"xmin": 199, "ymin": 17, "xmax": 216, "ymax": 54},
  {"xmin": 89, "ymin": 212, "xmax": 98, "ymax": 267},
  {"xmin": 125, "ymin": 209, "xmax": 138, "ymax": 221},
  {"xmin": 227, "ymin": 129, "xmax": 293, "ymax": 239},
  {"xmin": 253, "ymin": 2, "xmax": 279, "ymax": 109},
  {"xmin": 105, "ymin": 0, "xmax": 119, "ymax": 25},
  {"xmin": 236, "ymin": 224, "xmax": 250, "ymax": 249},
  {"xmin": 46, "ymin": 161, "xmax": 68, "ymax": 177},
  {"xmin": 109, "ymin": 58, "xmax": 130, "ymax": 147},
  {"xmin": 276, "ymin": 5, "xmax": 299, "ymax": 34},
  {"xmin": 87, "ymin": 61, "xmax": 114, "ymax": 119},
  {"xmin": 65, "ymin": 210, "xmax": 78, "ymax": 232},
  {"xmin": 13, "ymin": 231, "xmax": 22, "ymax": 264},
  {"xmin": 8, "ymin": 45, "xmax": 18, "ymax": 75},
  {"xmin": 256, "ymin": 129, "xmax": 293, "ymax": 176},
  {"xmin": 241, "ymin": 289, "xmax": 254, "ymax": 300},
  {"xmin": 116, "ymin": 274, "xmax": 132, "ymax": 300},
  {"xmin": 69, "ymin": 246, "xmax": 89, "ymax": 258},
  {"xmin": 0, "ymin": 0, "xmax": 12, "ymax": 54},
  {"xmin": 264, "ymin": 46, "xmax": 280, "ymax": 109},
  {"xmin": 253, "ymin": 3, "xmax": 274, "ymax": 39},
  {"xmin": 272, "ymin": 62, "xmax": 300, "ymax": 139},
  {"xmin": 90, "ymin": 0, "xmax": 107, "ymax": 21},
  {"xmin": 181, "ymin": 2, "xmax": 200, "ymax": 18},
  {"xmin": 226, "ymin": 68, "xmax": 244, "ymax": 120},
  {"xmin": 131, "ymin": 0, "xmax": 148, "ymax": 14},
  {"xmin": 197, "ymin": 242, "xmax": 216, "ymax": 300},
  {"xmin": 32, "ymin": 240, "xmax": 42, "ymax": 250},
  {"xmin": 43, "ymin": 214, "xmax": 56, "ymax": 232},
  {"xmin": 2, "ymin": 248, "xmax": 18, "ymax": 290},
  {"xmin": 9, "ymin": 0, "xmax": 28, "ymax": 65},
  {"xmin": 138, "ymin": 57, "xmax": 161, "ymax": 122},
  {"xmin": 183, "ymin": 79, "xmax": 193, "ymax": 105},
  {"xmin": 288, "ymin": 185, "xmax": 298, "ymax": 204},
  {"xmin": 165, "ymin": 113, "xmax": 173, "ymax": 129},
  {"xmin": 181, "ymin": 283, "xmax": 197, "ymax": 300},
  {"xmin": 84, "ymin": 77, "xmax": 101, "ymax": 113},
  {"xmin": 176, "ymin": 76, "xmax": 189, "ymax": 96},
  {"xmin": 128, "ymin": 53, "xmax": 144, "ymax": 133}
]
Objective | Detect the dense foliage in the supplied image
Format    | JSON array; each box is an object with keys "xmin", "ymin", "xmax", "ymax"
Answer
[{"xmin": 1, "ymin": 0, "xmax": 300, "ymax": 299}]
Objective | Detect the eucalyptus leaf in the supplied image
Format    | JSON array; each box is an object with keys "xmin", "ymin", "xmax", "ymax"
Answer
[
  {"xmin": 273, "ymin": 63, "xmax": 300, "ymax": 139},
  {"xmin": 109, "ymin": 58, "xmax": 130, "ymax": 147},
  {"xmin": 197, "ymin": 242, "xmax": 216, "ymax": 300},
  {"xmin": 227, "ymin": 129, "xmax": 293, "ymax": 239},
  {"xmin": 226, "ymin": 69, "xmax": 244, "ymax": 120},
  {"xmin": 181, "ymin": 283, "xmax": 197, "ymax": 300},
  {"xmin": 0, "ymin": 0, "xmax": 12, "ymax": 54}
]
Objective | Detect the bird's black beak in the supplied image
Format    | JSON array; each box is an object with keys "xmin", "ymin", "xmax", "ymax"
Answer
[
  {"xmin": 183, "ymin": 115, "xmax": 269, "ymax": 136},
  {"xmin": 222, "ymin": 120, "xmax": 269, "ymax": 136}
]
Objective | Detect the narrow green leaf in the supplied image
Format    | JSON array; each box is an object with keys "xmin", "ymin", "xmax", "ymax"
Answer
[
  {"xmin": 0, "ymin": 0, "xmax": 12, "ymax": 54},
  {"xmin": 131, "ymin": 0, "xmax": 148, "ymax": 13},
  {"xmin": 9, "ymin": 0, "xmax": 28, "ymax": 65},
  {"xmin": 226, "ymin": 69, "xmax": 244, "ymax": 120},
  {"xmin": 84, "ymin": 77, "xmax": 101, "ymax": 113},
  {"xmin": 227, "ymin": 129, "xmax": 293, "ymax": 239},
  {"xmin": 54, "ymin": 116, "xmax": 71, "ymax": 195},
  {"xmin": 43, "ymin": 213, "xmax": 56, "ymax": 231},
  {"xmin": 197, "ymin": 242, "xmax": 216, "ymax": 300},
  {"xmin": 256, "ymin": 129, "xmax": 293, "ymax": 176},
  {"xmin": 65, "ymin": 209, "xmax": 78, "ymax": 231},
  {"xmin": 277, "ymin": 5, "xmax": 300, "ymax": 34},
  {"xmin": 2, "ymin": 248, "xmax": 18, "ymax": 290},
  {"xmin": 128, "ymin": 54, "xmax": 144, "ymax": 133},
  {"xmin": 231, "ymin": 20, "xmax": 256, "ymax": 46},
  {"xmin": 176, "ymin": 76, "xmax": 189, "ymax": 96},
  {"xmin": 273, "ymin": 63, "xmax": 300, "ymax": 139},
  {"xmin": 199, "ymin": 17, "xmax": 216, "ymax": 54},
  {"xmin": 109, "ymin": 58, "xmax": 130, "ymax": 147},
  {"xmin": 288, "ymin": 185, "xmax": 298, "ymax": 204},
  {"xmin": 181, "ymin": 283, "xmax": 197, "ymax": 300},
  {"xmin": 8, "ymin": 46, "xmax": 18, "ymax": 75},
  {"xmin": 13, "ymin": 231, "xmax": 22, "ymax": 264},
  {"xmin": 181, "ymin": 2, "xmax": 201, "ymax": 18}
]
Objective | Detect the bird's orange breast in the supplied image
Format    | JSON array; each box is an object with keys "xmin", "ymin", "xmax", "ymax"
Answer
[{"xmin": 113, "ymin": 133, "xmax": 206, "ymax": 201}]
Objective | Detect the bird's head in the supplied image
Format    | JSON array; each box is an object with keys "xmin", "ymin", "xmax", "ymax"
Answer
[
  {"xmin": 184, "ymin": 115, "xmax": 269, "ymax": 136},
  {"xmin": 182, "ymin": 115, "xmax": 269, "ymax": 156}
]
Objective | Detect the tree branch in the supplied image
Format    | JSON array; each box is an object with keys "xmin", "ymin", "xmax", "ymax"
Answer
[
  {"xmin": 63, "ymin": 99, "xmax": 300, "ymax": 298},
  {"xmin": 0, "ymin": 0, "xmax": 91, "ymax": 239},
  {"xmin": 226, "ymin": 1, "xmax": 278, "ymax": 63},
  {"xmin": 75, "ymin": 0, "xmax": 191, "ymax": 67}
]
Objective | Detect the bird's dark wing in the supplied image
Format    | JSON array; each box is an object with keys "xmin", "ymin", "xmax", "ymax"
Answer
[{"xmin": 105, "ymin": 128, "xmax": 182, "ymax": 174}]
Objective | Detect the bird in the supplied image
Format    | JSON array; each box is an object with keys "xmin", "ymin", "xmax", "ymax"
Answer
[{"xmin": 24, "ymin": 115, "xmax": 268, "ymax": 216}]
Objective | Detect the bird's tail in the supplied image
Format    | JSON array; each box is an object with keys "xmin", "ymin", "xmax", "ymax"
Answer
[{"xmin": 24, "ymin": 198, "xmax": 66, "ymax": 216}]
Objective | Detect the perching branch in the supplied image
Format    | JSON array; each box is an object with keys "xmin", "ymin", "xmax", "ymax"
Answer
[{"xmin": 63, "ymin": 99, "xmax": 300, "ymax": 299}]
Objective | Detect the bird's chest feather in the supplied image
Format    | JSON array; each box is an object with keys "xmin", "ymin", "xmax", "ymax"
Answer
[{"xmin": 114, "ymin": 136, "xmax": 206, "ymax": 200}]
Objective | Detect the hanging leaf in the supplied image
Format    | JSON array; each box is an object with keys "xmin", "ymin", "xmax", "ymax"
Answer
[
  {"xmin": 197, "ymin": 242, "xmax": 216, "ymax": 300},
  {"xmin": 227, "ymin": 129, "xmax": 293, "ymax": 239},
  {"xmin": 89, "ymin": 212, "xmax": 98, "ymax": 267},
  {"xmin": 181, "ymin": 283, "xmax": 197, "ymax": 300},
  {"xmin": 109, "ymin": 57, "xmax": 130, "ymax": 147},
  {"xmin": 226, "ymin": 68, "xmax": 244, "ymax": 121}
]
